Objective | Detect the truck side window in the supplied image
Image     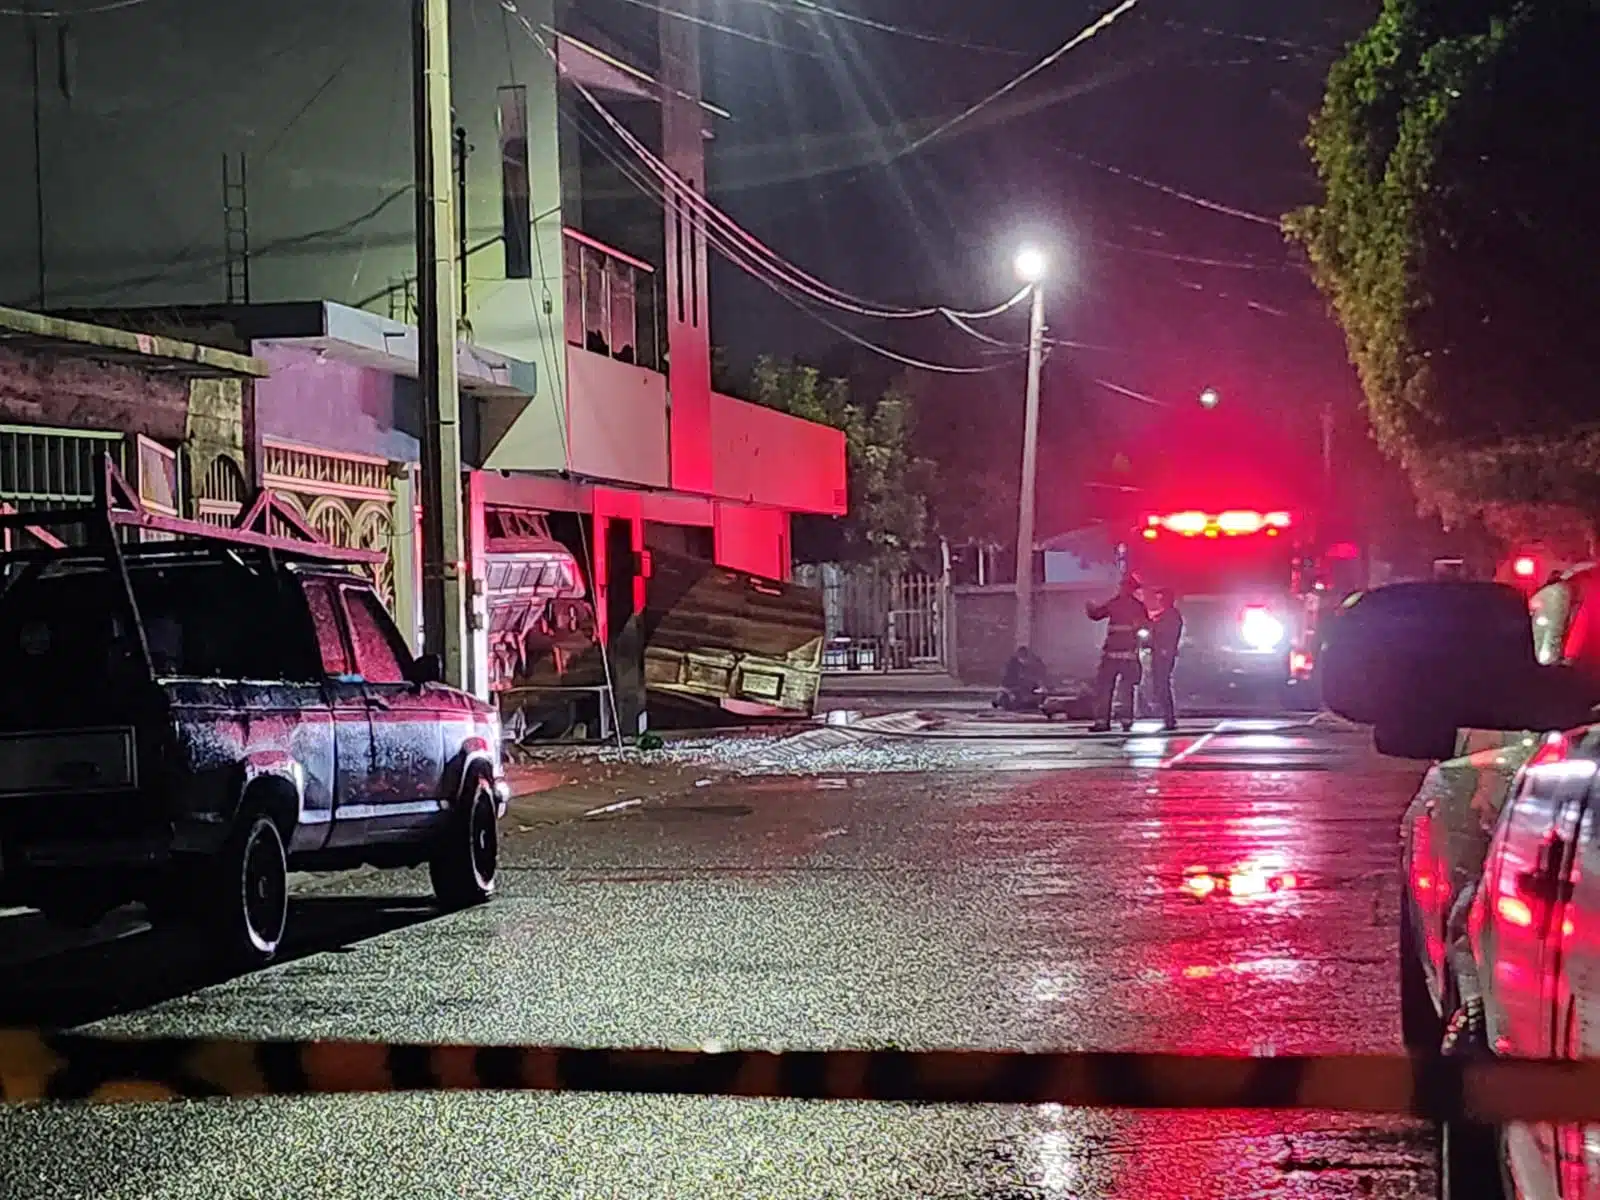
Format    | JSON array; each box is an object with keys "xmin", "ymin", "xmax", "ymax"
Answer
[
  {"xmin": 340, "ymin": 587, "xmax": 410, "ymax": 684},
  {"xmin": 302, "ymin": 581, "xmax": 353, "ymax": 677}
]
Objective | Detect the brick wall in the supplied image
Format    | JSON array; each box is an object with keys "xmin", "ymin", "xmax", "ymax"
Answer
[
  {"xmin": 953, "ymin": 584, "xmax": 1110, "ymax": 685},
  {"xmin": 0, "ymin": 345, "xmax": 189, "ymax": 443}
]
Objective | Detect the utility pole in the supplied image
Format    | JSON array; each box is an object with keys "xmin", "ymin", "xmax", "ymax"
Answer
[
  {"xmin": 1013, "ymin": 263, "xmax": 1046, "ymax": 649},
  {"xmin": 28, "ymin": 7, "xmax": 45, "ymax": 308},
  {"xmin": 413, "ymin": 0, "xmax": 468, "ymax": 686}
]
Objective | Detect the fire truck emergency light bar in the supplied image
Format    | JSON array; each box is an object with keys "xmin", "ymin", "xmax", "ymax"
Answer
[{"xmin": 1143, "ymin": 510, "xmax": 1293, "ymax": 539}]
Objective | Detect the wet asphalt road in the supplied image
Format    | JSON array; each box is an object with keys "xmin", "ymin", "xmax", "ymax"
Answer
[{"xmin": 0, "ymin": 717, "xmax": 1434, "ymax": 1198}]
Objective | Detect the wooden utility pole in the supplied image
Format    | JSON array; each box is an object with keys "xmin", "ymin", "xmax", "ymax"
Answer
[{"xmin": 413, "ymin": 0, "xmax": 468, "ymax": 685}]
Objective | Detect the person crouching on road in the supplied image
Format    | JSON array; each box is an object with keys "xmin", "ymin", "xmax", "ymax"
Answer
[
  {"xmin": 994, "ymin": 646, "xmax": 1047, "ymax": 713},
  {"xmin": 1148, "ymin": 587, "xmax": 1183, "ymax": 732},
  {"xmin": 1086, "ymin": 573, "xmax": 1150, "ymax": 732}
]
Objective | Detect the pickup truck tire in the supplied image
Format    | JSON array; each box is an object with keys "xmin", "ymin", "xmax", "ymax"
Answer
[
  {"xmin": 204, "ymin": 811, "xmax": 289, "ymax": 966},
  {"xmin": 430, "ymin": 776, "xmax": 498, "ymax": 909}
]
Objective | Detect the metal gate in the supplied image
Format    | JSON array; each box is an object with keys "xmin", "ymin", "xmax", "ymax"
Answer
[
  {"xmin": 795, "ymin": 563, "xmax": 947, "ymax": 671},
  {"xmin": 261, "ymin": 439, "xmax": 398, "ymax": 609}
]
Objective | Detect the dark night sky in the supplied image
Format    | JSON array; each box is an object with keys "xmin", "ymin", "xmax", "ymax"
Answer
[{"xmin": 578, "ymin": 0, "xmax": 1391, "ymax": 538}]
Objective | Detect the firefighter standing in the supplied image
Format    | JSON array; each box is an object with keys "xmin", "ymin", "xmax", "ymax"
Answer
[
  {"xmin": 1148, "ymin": 587, "xmax": 1183, "ymax": 731},
  {"xmin": 1085, "ymin": 574, "xmax": 1150, "ymax": 732}
]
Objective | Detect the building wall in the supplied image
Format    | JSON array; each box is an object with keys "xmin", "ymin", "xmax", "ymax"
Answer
[
  {"xmin": 952, "ymin": 584, "xmax": 1106, "ymax": 685},
  {"xmin": 0, "ymin": 0, "xmax": 563, "ymax": 395},
  {"xmin": 713, "ymin": 503, "xmax": 791, "ymax": 582},
  {"xmin": 0, "ymin": 344, "xmax": 189, "ymax": 443},
  {"xmin": 710, "ymin": 391, "xmax": 847, "ymax": 516},
  {"xmin": 251, "ymin": 342, "xmax": 420, "ymax": 464}
]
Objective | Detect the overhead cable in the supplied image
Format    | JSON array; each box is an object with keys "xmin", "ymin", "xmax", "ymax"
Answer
[
  {"xmin": 1060, "ymin": 149, "xmax": 1282, "ymax": 229},
  {"xmin": 896, "ymin": 0, "xmax": 1143, "ymax": 158},
  {"xmin": 541, "ymin": 24, "xmax": 1035, "ymax": 326},
  {"xmin": 564, "ymin": 105, "xmax": 1017, "ymax": 375}
]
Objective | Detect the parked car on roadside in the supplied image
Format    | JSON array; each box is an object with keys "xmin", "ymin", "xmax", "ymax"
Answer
[
  {"xmin": 1324, "ymin": 578, "xmax": 1600, "ymax": 1200},
  {"xmin": 0, "ymin": 462, "xmax": 507, "ymax": 965}
]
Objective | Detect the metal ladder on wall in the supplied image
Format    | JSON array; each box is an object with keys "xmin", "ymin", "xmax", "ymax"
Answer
[{"xmin": 222, "ymin": 152, "xmax": 250, "ymax": 305}]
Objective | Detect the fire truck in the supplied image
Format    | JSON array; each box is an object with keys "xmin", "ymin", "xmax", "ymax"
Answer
[{"xmin": 1122, "ymin": 506, "xmax": 1335, "ymax": 707}]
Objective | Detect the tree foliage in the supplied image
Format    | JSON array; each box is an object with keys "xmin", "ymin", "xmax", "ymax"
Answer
[
  {"xmin": 747, "ymin": 357, "xmax": 933, "ymax": 565},
  {"xmin": 1288, "ymin": 0, "xmax": 1600, "ymax": 543}
]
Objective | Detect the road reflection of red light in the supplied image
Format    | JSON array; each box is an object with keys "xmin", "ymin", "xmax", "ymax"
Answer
[
  {"xmin": 1497, "ymin": 895, "xmax": 1534, "ymax": 927},
  {"xmin": 1182, "ymin": 863, "xmax": 1297, "ymax": 902}
]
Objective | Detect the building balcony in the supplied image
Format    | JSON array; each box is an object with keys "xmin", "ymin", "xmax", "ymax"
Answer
[{"xmin": 560, "ymin": 228, "xmax": 669, "ymax": 488}]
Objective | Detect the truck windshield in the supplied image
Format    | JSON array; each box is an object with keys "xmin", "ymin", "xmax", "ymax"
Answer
[{"xmin": 1132, "ymin": 537, "xmax": 1294, "ymax": 596}]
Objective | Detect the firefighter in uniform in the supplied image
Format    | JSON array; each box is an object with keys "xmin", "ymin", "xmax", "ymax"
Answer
[
  {"xmin": 1148, "ymin": 587, "xmax": 1183, "ymax": 731},
  {"xmin": 1085, "ymin": 573, "xmax": 1150, "ymax": 732}
]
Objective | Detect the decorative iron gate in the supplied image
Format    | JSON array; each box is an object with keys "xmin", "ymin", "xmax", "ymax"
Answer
[
  {"xmin": 795, "ymin": 563, "xmax": 947, "ymax": 671},
  {"xmin": 261, "ymin": 439, "xmax": 399, "ymax": 609}
]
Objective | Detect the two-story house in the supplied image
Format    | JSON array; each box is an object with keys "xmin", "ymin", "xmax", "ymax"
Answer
[{"xmin": 0, "ymin": 0, "xmax": 846, "ymax": 717}]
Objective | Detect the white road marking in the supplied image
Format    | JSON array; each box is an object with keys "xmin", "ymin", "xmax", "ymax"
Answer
[
  {"xmin": 583, "ymin": 797, "xmax": 644, "ymax": 818},
  {"xmin": 1161, "ymin": 727, "xmax": 1219, "ymax": 769}
]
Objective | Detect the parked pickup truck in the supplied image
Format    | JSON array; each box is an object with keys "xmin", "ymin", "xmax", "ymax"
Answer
[{"xmin": 0, "ymin": 467, "xmax": 507, "ymax": 965}]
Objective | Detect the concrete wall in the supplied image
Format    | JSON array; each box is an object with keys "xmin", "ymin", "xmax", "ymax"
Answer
[
  {"xmin": 0, "ymin": 0, "xmax": 563, "ymax": 394},
  {"xmin": 953, "ymin": 584, "xmax": 1108, "ymax": 686},
  {"xmin": 0, "ymin": 344, "xmax": 189, "ymax": 443},
  {"xmin": 252, "ymin": 341, "xmax": 420, "ymax": 464},
  {"xmin": 714, "ymin": 503, "xmax": 791, "ymax": 581},
  {"xmin": 710, "ymin": 391, "xmax": 847, "ymax": 516}
]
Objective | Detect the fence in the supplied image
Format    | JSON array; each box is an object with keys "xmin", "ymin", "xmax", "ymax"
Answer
[{"xmin": 795, "ymin": 563, "xmax": 947, "ymax": 672}]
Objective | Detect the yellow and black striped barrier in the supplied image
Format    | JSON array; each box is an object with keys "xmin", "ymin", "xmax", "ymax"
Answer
[{"xmin": 5, "ymin": 1031, "xmax": 1600, "ymax": 1122}]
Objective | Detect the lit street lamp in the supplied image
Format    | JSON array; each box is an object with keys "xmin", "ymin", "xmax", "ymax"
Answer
[
  {"xmin": 1013, "ymin": 247, "xmax": 1047, "ymax": 650},
  {"xmin": 1199, "ymin": 386, "xmax": 1220, "ymax": 410}
]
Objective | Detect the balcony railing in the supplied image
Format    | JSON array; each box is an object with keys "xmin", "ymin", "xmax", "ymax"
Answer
[{"xmin": 562, "ymin": 228, "xmax": 661, "ymax": 372}]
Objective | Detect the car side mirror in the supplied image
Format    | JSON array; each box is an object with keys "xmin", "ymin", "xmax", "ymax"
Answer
[
  {"xmin": 411, "ymin": 652, "xmax": 444, "ymax": 686},
  {"xmin": 1321, "ymin": 582, "xmax": 1597, "ymax": 759}
]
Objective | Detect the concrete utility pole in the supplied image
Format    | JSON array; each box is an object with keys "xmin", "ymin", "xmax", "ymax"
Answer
[
  {"xmin": 1013, "ymin": 259, "xmax": 1046, "ymax": 650},
  {"xmin": 413, "ymin": 0, "xmax": 469, "ymax": 685}
]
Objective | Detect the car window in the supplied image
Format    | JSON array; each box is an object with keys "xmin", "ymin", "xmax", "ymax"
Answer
[
  {"xmin": 340, "ymin": 586, "xmax": 410, "ymax": 684},
  {"xmin": 302, "ymin": 580, "xmax": 353, "ymax": 676}
]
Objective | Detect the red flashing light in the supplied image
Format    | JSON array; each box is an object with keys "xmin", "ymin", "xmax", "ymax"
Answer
[
  {"xmin": 1149, "ymin": 510, "xmax": 1294, "ymax": 538},
  {"xmin": 1513, "ymin": 556, "xmax": 1538, "ymax": 579},
  {"xmin": 1161, "ymin": 511, "xmax": 1210, "ymax": 535},
  {"xmin": 1217, "ymin": 510, "xmax": 1264, "ymax": 534}
]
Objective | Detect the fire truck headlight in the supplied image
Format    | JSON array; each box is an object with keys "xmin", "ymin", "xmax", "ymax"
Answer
[{"xmin": 1240, "ymin": 607, "xmax": 1286, "ymax": 652}]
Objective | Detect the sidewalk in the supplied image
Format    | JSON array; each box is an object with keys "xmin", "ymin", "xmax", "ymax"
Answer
[{"xmin": 817, "ymin": 670, "xmax": 993, "ymax": 713}]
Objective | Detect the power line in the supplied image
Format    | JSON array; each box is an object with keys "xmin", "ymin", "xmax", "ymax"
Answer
[
  {"xmin": 563, "ymin": 103, "xmax": 1016, "ymax": 375},
  {"xmin": 742, "ymin": 0, "xmax": 1030, "ymax": 57},
  {"xmin": 896, "ymin": 0, "xmax": 1144, "ymax": 158},
  {"xmin": 611, "ymin": 0, "xmax": 823, "ymax": 57},
  {"xmin": 0, "ymin": 0, "xmax": 156, "ymax": 16},
  {"xmin": 542, "ymin": 22, "xmax": 1040, "ymax": 327},
  {"xmin": 1095, "ymin": 238, "xmax": 1305, "ymax": 272},
  {"xmin": 1058, "ymin": 149, "xmax": 1283, "ymax": 229}
]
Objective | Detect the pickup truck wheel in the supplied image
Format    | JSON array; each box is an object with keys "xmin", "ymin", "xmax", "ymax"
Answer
[
  {"xmin": 206, "ymin": 812, "xmax": 289, "ymax": 965},
  {"xmin": 430, "ymin": 778, "xmax": 498, "ymax": 909}
]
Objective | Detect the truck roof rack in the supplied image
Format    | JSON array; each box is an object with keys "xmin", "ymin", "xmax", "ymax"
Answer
[{"xmin": 0, "ymin": 451, "xmax": 384, "ymax": 566}]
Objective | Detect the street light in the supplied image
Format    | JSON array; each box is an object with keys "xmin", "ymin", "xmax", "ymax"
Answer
[
  {"xmin": 1014, "ymin": 246, "xmax": 1047, "ymax": 285},
  {"xmin": 1013, "ymin": 247, "xmax": 1048, "ymax": 650},
  {"xmin": 1199, "ymin": 386, "xmax": 1220, "ymax": 410}
]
